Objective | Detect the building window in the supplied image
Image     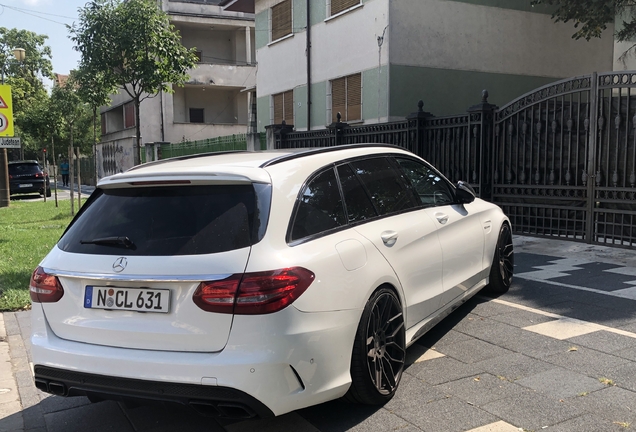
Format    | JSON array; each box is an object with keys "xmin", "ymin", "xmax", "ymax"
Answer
[
  {"xmin": 273, "ymin": 90, "xmax": 294, "ymax": 125},
  {"xmin": 101, "ymin": 113, "xmax": 106, "ymax": 135},
  {"xmin": 124, "ymin": 102, "xmax": 135, "ymax": 129},
  {"xmin": 330, "ymin": 0, "xmax": 360, "ymax": 16},
  {"xmin": 331, "ymin": 73, "xmax": 361, "ymax": 123},
  {"xmin": 271, "ymin": 0, "xmax": 292, "ymax": 41},
  {"xmin": 189, "ymin": 108, "xmax": 205, "ymax": 123}
]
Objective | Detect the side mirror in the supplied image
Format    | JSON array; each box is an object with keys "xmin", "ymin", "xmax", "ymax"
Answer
[{"xmin": 456, "ymin": 181, "xmax": 476, "ymax": 204}]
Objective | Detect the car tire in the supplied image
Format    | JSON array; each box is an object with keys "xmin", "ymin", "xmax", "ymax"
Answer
[
  {"xmin": 345, "ymin": 287, "xmax": 405, "ymax": 405},
  {"xmin": 485, "ymin": 223, "xmax": 514, "ymax": 295},
  {"xmin": 46, "ymin": 188, "xmax": 51, "ymax": 198}
]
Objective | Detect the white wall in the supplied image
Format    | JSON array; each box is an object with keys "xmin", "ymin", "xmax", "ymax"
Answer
[
  {"xmin": 390, "ymin": 0, "xmax": 614, "ymax": 78},
  {"xmin": 256, "ymin": 0, "xmax": 390, "ymax": 96}
]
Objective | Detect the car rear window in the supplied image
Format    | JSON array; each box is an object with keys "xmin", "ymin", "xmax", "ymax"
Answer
[
  {"xmin": 9, "ymin": 163, "xmax": 42, "ymax": 175},
  {"xmin": 58, "ymin": 184, "xmax": 269, "ymax": 256}
]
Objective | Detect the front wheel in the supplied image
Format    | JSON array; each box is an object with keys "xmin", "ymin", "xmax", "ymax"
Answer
[
  {"xmin": 345, "ymin": 287, "xmax": 405, "ymax": 405},
  {"xmin": 485, "ymin": 223, "xmax": 514, "ymax": 294}
]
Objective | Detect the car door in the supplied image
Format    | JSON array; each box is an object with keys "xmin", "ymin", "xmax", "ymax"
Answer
[
  {"xmin": 339, "ymin": 157, "xmax": 445, "ymax": 329},
  {"xmin": 395, "ymin": 157, "xmax": 485, "ymax": 310}
]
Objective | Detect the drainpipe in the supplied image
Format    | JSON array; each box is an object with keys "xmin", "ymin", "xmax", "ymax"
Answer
[
  {"xmin": 160, "ymin": 89, "xmax": 165, "ymax": 142},
  {"xmin": 306, "ymin": 0, "xmax": 312, "ymax": 131}
]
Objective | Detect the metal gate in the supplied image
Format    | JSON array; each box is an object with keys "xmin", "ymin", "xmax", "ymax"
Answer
[{"xmin": 492, "ymin": 72, "xmax": 636, "ymax": 248}]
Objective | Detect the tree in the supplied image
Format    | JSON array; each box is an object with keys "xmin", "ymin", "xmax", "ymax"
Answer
[
  {"xmin": 532, "ymin": 1, "xmax": 636, "ymax": 59},
  {"xmin": 70, "ymin": 0, "xmax": 198, "ymax": 164},
  {"xmin": 1, "ymin": 27, "xmax": 54, "ymax": 157}
]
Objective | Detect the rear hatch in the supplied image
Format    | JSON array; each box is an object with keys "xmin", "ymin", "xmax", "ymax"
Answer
[
  {"xmin": 39, "ymin": 179, "xmax": 271, "ymax": 352},
  {"xmin": 9, "ymin": 162, "xmax": 45, "ymax": 191}
]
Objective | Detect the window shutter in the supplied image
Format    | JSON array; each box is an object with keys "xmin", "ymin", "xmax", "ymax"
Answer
[
  {"xmin": 124, "ymin": 102, "xmax": 135, "ymax": 129},
  {"xmin": 273, "ymin": 93, "xmax": 284, "ymax": 124},
  {"xmin": 284, "ymin": 90, "xmax": 294, "ymax": 125},
  {"xmin": 331, "ymin": 77, "xmax": 346, "ymax": 123},
  {"xmin": 271, "ymin": 0, "xmax": 292, "ymax": 41},
  {"xmin": 330, "ymin": 0, "xmax": 359, "ymax": 16},
  {"xmin": 347, "ymin": 73, "xmax": 362, "ymax": 121}
]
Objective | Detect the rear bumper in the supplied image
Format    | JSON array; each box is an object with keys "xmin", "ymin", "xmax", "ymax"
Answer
[
  {"xmin": 10, "ymin": 180, "xmax": 47, "ymax": 195},
  {"xmin": 34, "ymin": 365, "xmax": 273, "ymax": 418},
  {"xmin": 31, "ymin": 303, "xmax": 361, "ymax": 417}
]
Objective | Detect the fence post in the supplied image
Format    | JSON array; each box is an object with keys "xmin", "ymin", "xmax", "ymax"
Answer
[
  {"xmin": 266, "ymin": 121, "xmax": 295, "ymax": 149},
  {"xmin": 467, "ymin": 90, "xmax": 497, "ymax": 201},
  {"xmin": 406, "ymin": 100, "xmax": 433, "ymax": 157},
  {"xmin": 328, "ymin": 112, "xmax": 349, "ymax": 147}
]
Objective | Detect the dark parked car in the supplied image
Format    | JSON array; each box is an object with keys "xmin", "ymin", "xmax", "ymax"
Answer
[{"xmin": 8, "ymin": 160, "xmax": 51, "ymax": 197}]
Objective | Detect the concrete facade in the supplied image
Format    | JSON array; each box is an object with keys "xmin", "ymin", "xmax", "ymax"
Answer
[
  {"xmin": 99, "ymin": 0, "xmax": 256, "ymax": 177},
  {"xmin": 253, "ymin": 0, "xmax": 615, "ymax": 132}
]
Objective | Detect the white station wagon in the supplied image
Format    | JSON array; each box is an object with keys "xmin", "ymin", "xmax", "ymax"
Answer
[{"xmin": 30, "ymin": 145, "xmax": 513, "ymax": 418}]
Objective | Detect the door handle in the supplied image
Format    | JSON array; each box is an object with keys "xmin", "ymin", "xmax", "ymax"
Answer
[
  {"xmin": 435, "ymin": 213, "xmax": 449, "ymax": 225},
  {"xmin": 381, "ymin": 230, "xmax": 398, "ymax": 247}
]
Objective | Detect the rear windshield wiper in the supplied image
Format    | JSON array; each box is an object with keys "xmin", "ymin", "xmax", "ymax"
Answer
[{"xmin": 80, "ymin": 236, "xmax": 136, "ymax": 249}]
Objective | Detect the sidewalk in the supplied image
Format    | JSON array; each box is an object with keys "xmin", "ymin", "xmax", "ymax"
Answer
[{"xmin": 51, "ymin": 181, "xmax": 96, "ymax": 196}]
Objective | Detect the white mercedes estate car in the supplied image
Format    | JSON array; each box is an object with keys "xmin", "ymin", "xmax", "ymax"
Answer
[{"xmin": 31, "ymin": 145, "xmax": 513, "ymax": 419}]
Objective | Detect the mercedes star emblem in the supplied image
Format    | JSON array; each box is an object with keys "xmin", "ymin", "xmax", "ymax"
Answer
[{"xmin": 112, "ymin": 257, "xmax": 128, "ymax": 273}]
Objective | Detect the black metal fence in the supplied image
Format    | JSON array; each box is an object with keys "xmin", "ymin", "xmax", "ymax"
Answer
[{"xmin": 269, "ymin": 73, "xmax": 636, "ymax": 249}]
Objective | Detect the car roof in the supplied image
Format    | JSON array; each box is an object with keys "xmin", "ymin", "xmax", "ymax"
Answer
[
  {"xmin": 8, "ymin": 160, "xmax": 39, "ymax": 165},
  {"xmin": 98, "ymin": 145, "xmax": 415, "ymax": 187}
]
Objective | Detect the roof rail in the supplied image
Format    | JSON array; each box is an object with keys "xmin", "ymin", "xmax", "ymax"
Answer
[{"xmin": 259, "ymin": 143, "xmax": 403, "ymax": 168}]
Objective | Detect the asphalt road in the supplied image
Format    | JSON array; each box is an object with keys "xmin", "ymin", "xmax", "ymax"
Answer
[{"xmin": 2, "ymin": 236, "xmax": 636, "ymax": 432}]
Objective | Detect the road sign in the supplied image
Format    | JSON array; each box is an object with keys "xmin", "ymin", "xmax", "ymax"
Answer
[
  {"xmin": 0, "ymin": 85, "xmax": 14, "ymax": 137},
  {"xmin": 0, "ymin": 137, "xmax": 20, "ymax": 148}
]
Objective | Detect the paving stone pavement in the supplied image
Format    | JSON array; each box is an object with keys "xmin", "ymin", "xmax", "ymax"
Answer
[{"xmin": 2, "ymin": 235, "xmax": 636, "ymax": 432}]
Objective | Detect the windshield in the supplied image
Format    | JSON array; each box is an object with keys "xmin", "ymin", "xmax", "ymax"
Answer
[{"xmin": 58, "ymin": 184, "xmax": 271, "ymax": 256}]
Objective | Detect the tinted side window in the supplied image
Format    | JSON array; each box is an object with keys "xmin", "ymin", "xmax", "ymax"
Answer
[
  {"xmin": 396, "ymin": 158, "xmax": 455, "ymax": 207},
  {"xmin": 337, "ymin": 164, "xmax": 377, "ymax": 223},
  {"xmin": 291, "ymin": 168, "xmax": 346, "ymax": 241},
  {"xmin": 349, "ymin": 158, "xmax": 417, "ymax": 216}
]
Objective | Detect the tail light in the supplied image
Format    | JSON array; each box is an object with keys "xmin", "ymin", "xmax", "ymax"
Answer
[
  {"xmin": 193, "ymin": 267, "xmax": 314, "ymax": 315},
  {"xmin": 30, "ymin": 267, "xmax": 64, "ymax": 303}
]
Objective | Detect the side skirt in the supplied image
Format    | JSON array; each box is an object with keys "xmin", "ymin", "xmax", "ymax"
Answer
[{"xmin": 404, "ymin": 277, "xmax": 488, "ymax": 348}]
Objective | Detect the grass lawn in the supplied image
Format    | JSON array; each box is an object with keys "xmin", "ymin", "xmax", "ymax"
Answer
[{"xmin": 0, "ymin": 200, "xmax": 81, "ymax": 311}]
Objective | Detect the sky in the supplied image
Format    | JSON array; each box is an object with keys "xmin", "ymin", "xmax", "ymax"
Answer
[{"xmin": 1, "ymin": 0, "xmax": 85, "ymax": 77}]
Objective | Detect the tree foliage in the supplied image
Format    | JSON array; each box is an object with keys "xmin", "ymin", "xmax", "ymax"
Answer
[
  {"xmin": 70, "ymin": 0, "xmax": 198, "ymax": 163},
  {"xmin": 1, "ymin": 27, "xmax": 54, "ymax": 157},
  {"xmin": 532, "ymin": 1, "xmax": 636, "ymax": 60}
]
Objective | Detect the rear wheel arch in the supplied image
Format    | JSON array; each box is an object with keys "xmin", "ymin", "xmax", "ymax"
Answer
[{"xmin": 345, "ymin": 284, "xmax": 406, "ymax": 405}]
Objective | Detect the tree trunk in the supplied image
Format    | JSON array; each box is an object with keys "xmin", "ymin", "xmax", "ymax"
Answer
[
  {"xmin": 93, "ymin": 107, "xmax": 98, "ymax": 185},
  {"xmin": 69, "ymin": 125, "xmax": 75, "ymax": 217},
  {"xmin": 135, "ymin": 97, "xmax": 142, "ymax": 165}
]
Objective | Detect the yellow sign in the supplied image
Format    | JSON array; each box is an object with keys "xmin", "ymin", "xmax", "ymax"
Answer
[{"xmin": 0, "ymin": 85, "xmax": 14, "ymax": 137}]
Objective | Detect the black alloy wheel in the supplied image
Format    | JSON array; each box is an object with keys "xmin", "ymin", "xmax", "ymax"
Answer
[
  {"xmin": 486, "ymin": 223, "xmax": 514, "ymax": 294},
  {"xmin": 346, "ymin": 288, "xmax": 405, "ymax": 404}
]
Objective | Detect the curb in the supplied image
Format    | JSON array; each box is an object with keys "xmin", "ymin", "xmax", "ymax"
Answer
[{"xmin": 0, "ymin": 313, "xmax": 24, "ymax": 431}]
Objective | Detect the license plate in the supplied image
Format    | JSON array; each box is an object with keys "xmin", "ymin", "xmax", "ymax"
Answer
[
  {"xmin": 19, "ymin": 183, "xmax": 33, "ymax": 188},
  {"xmin": 84, "ymin": 286, "xmax": 170, "ymax": 313}
]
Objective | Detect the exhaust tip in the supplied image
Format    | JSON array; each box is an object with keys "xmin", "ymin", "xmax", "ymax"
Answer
[
  {"xmin": 217, "ymin": 403, "xmax": 256, "ymax": 419},
  {"xmin": 34, "ymin": 379, "xmax": 49, "ymax": 393},
  {"xmin": 48, "ymin": 382, "xmax": 67, "ymax": 396},
  {"xmin": 189, "ymin": 401, "xmax": 222, "ymax": 417}
]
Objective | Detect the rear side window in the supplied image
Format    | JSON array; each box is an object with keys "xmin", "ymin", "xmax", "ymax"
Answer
[
  {"xmin": 349, "ymin": 158, "xmax": 418, "ymax": 216},
  {"xmin": 58, "ymin": 185, "xmax": 265, "ymax": 256},
  {"xmin": 337, "ymin": 164, "xmax": 377, "ymax": 223},
  {"xmin": 290, "ymin": 168, "xmax": 346, "ymax": 241}
]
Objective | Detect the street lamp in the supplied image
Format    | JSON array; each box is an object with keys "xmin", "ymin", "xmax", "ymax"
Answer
[{"xmin": 0, "ymin": 47, "xmax": 26, "ymax": 208}]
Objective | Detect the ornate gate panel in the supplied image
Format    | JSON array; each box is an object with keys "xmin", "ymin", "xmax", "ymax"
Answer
[
  {"xmin": 591, "ymin": 72, "xmax": 636, "ymax": 247},
  {"xmin": 492, "ymin": 76, "xmax": 594, "ymax": 241}
]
